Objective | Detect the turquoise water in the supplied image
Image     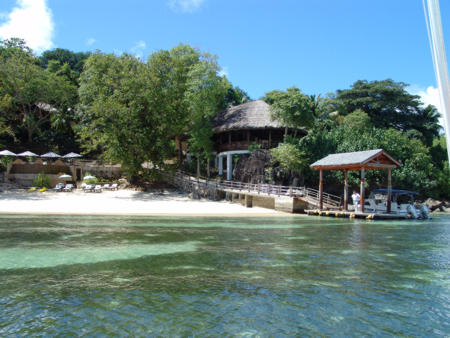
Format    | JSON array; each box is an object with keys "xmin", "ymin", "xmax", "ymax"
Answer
[{"xmin": 1, "ymin": 215, "xmax": 450, "ymax": 337}]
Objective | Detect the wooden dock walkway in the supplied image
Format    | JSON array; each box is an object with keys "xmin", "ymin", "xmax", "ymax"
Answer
[{"xmin": 305, "ymin": 209, "xmax": 407, "ymax": 220}]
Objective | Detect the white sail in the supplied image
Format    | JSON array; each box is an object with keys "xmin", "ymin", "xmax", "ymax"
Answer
[{"xmin": 425, "ymin": 0, "xmax": 450, "ymax": 161}]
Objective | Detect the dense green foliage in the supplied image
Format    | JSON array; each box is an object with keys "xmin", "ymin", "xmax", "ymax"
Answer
[
  {"xmin": 330, "ymin": 79, "xmax": 442, "ymax": 146},
  {"xmin": 263, "ymin": 86, "xmax": 315, "ymax": 140},
  {"xmin": 0, "ymin": 38, "xmax": 448, "ymax": 199},
  {"xmin": 0, "ymin": 50, "xmax": 78, "ymax": 143},
  {"xmin": 294, "ymin": 121, "xmax": 439, "ymax": 196},
  {"xmin": 32, "ymin": 172, "xmax": 52, "ymax": 188},
  {"xmin": 78, "ymin": 44, "xmax": 229, "ymax": 176},
  {"xmin": 271, "ymin": 143, "xmax": 307, "ymax": 173}
]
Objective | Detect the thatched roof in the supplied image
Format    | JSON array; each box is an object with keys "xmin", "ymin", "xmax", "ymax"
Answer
[{"xmin": 211, "ymin": 100, "xmax": 285, "ymax": 132}]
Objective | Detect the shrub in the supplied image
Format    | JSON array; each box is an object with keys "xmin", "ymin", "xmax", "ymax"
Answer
[
  {"xmin": 33, "ymin": 172, "xmax": 52, "ymax": 188},
  {"xmin": 248, "ymin": 142, "xmax": 262, "ymax": 153}
]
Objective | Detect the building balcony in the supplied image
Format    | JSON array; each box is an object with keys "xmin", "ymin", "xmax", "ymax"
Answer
[{"xmin": 218, "ymin": 140, "xmax": 278, "ymax": 153}]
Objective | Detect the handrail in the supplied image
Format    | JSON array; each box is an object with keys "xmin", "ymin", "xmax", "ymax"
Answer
[{"xmin": 157, "ymin": 169, "xmax": 341, "ymax": 207}]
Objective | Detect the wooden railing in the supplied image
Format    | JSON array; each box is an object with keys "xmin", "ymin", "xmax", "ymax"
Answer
[
  {"xmin": 218, "ymin": 140, "xmax": 278, "ymax": 152},
  {"xmin": 159, "ymin": 170, "xmax": 341, "ymax": 208}
]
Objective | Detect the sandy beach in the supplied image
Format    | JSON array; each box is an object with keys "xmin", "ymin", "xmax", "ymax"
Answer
[{"xmin": 0, "ymin": 189, "xmax": 299, "ymax": 216}]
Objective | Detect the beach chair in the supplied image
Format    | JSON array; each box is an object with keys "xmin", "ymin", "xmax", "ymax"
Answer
[
  {"xmin": 94, "ymin": 185, "xmax": 102, "ymax": 193},
  {"xmin": 108, "ymin": 183, "xmax": 118, "ymax": 191},
  {"xmin": 102, "ymin": 184, "xmax": 110, "ymax": 190},
  {"xmin": 63, "ymin": 184, "xmax": 74, "ymax": 192},
  {"xmin": 80, "ymin": 182, "xmax": 87, "ymax": 190},
  {"xmin": 84, "ymin": 184, "xmax": 94, "ymax": 193},
  {"xmin": 53, "ymin": 183, "xmax": 64, "ymax": 192}
]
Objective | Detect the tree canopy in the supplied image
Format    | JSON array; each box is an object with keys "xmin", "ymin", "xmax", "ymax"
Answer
[
  {"xmin": 78, "ymin": 44, "xmax": 229, "ymax": 176},
  {"xmin": 0, "ymin": 50, "xmax": 77, "ymax": 142},
  {"xmin": 332, "ymin": 79, "xmax": 441, "ymax": 145},
  {"xmin": 263, "ymin": 86, "xmax": 315, "ymax": 139}
]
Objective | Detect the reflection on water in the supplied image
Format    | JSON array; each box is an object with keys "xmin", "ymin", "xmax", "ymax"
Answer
[{"xmin": 1, "ymin": 214, "xmax": 450, "ymax": 337}]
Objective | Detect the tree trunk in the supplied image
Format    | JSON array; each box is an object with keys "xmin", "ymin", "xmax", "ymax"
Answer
[
  {"xmin": 197, "ymin": 157, "xmax": 201, "ymax": 176},
  {"xmin": 284, "ymin": 127, "xmax": 288, "ymax": 142},
  {"xmin": 207, "ymin": 157, "xmax": 210, "ymax": 178},
  {"xmin": 294, "ymin": 127, "xmax": 298, "ymax": 138},
  {"xmin": 27, "ymin": 128, "xmax": 33, "ymax": 143},
  {"xmin": 178, "ymin": 136, "xmax": 183, "ymax": 168}
]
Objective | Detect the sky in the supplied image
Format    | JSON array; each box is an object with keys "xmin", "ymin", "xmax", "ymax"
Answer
[{"xmin": 0, "ymin": 0, "xmax": 449, "ymax": 116}]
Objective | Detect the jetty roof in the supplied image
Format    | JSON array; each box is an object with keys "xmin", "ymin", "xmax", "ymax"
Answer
[
  {"xmin": 211, "ymin": 100, "xmax": 307, "ymax": 134},
  {"xmin": 310, "ymin": 149, "xmax": 402, "ymax": 171}
]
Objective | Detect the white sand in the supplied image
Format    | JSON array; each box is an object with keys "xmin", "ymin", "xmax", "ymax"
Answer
[{"xmin": 0, "ymin": 189, "xmax": 291, "ymax": 216}]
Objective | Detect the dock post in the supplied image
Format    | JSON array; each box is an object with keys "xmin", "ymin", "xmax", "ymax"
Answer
[
  {"xmin": 344, "ymin": 169, "xmax": 348, "ymax": 211},
  {"xmin": 387, "ymin": 168, "xmax": 392, "ymax": 213},
  {"xmin": 360, "ymin": 167, "xmax": 365, "ymax": 213},
  {"xmin": 319, "ymin": 170, "xmax": 323, "ymax": 210}
]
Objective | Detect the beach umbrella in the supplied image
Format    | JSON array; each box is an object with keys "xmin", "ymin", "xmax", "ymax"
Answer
[
  {"xmin": 83, "ymin": 175, "xmax": 96, "ymax": 180},
  {"xmin": 62, "ymin": 152, "xmax": 82, "ymax": 159},
  {"xmin": 0, "ymin": 150, "xmax": 17, "ymax": 156},
  {"xmin": 59, "ymin": 174, "xmax": 72, "ymax": 179},
  {"xmin": 40, "ymin": 152, "xmax": 61, "ymax": 158},
  {"xmin": 17, "ymin": 151, "xmax": 38, "ymax": 157}
]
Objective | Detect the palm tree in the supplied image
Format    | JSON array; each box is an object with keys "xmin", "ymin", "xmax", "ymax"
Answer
[{"xmin": 409, "ymin": 104, "xmax": 442, "ymax": 146}]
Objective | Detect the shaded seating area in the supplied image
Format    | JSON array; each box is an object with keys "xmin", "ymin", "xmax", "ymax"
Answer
[{"xmin": 310, "ymin": 149, "xmax": 402, "ymax": 213}]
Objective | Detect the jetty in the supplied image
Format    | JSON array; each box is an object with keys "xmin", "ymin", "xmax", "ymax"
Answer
[{"xmin": 160, "ymin": 149, "xmax": 410, "ymax": 220}]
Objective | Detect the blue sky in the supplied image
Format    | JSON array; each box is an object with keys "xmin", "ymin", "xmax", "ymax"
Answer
[{"xmin": 0, "ymin": 0, "xmax": 449, "ymax": 111}]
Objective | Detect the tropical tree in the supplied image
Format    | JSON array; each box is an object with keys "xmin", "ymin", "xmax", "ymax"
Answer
[
  {"xmin": 78, "ymin": 44, "xmax": 229, "ymax": 177},
  {"xmin": 0, "ymin": 50, "xmax": 77, "ymax": 142},
  {"xmin": 39, "ymin": 48, "xmax": 91, "ymax": 81},
  {"xmin": 0, "ymin": 37, "xmax": 33, "ymax": 58},
  {"xmin": 342, "ymin": 109, "xmax": 372, "ymax": 133},
  {"xmin": 406, "ymin": 104, "xmax": 442, "ymax": 147},
  {"xmin": 184, "ymin": 57, "xmax": 230, "ymax": 175},
  {"xmin": 263, "ymin": 86, "xmax": 315, "ymax": 140}
]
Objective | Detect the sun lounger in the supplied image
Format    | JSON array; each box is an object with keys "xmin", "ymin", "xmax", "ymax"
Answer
[
  {"xmin": 53, "ymin": 183, "xmax": 64, "ymax": 192},
  {"xmin": 104, "ymin": 183, "xmax": 118, "ymax": 191},
  {"xmin": 80, "ymin": 182, "xmax": 87, "ymax": 189},
  {"xmin": 84, "ymin": 184, "xmax": 94, "ymax": 193},
  {"xmin": 63, "ymin": 184, "xmax": 74, "ymax": 192},
  {"xmin": 102, "ymin": 184, "xmax": 110, "ymax": 190},
  {"xmin": 94, "ymin": 185, "xmax": 102, "ymax": 193}
]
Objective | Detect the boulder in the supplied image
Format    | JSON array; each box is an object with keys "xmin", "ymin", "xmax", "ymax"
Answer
[
  {"xmin": 424, "ymin": 198, "xmax": 445, "ymax": 211},
  {"xmin": 232, "ymin": 149, "xmax": 304, "ymax": 187},
  {"xmin": 188, "ymin": 192, "xmax": 201, "ymax": 200}
]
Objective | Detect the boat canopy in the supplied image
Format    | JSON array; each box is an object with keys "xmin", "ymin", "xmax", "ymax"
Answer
[{"xmin": 371, "ymin": 189, "xmax": 419, "ymax": 196}]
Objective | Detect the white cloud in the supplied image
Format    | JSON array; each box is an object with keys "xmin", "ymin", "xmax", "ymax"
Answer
[
  {"xmin": 86, "ymin": 38, "xmax": 96, "ymax": 46},
  {"xmin": 168, "ymin": 0, "xmax": 207, "ymax": 13},
  {"xmin": 408, "ymin": 84, "xmax": 444, "ymax": 127},
  {"xmin": 218, "ymin": 66, "xmax": 228, "ymax": 78},
  {"xmin": 0, "ymin": 0, "xmax": 54, "ymax": 54},
  {"xmin": 130, "ymin": 40, "xmax": 146, "ymax": 59}
]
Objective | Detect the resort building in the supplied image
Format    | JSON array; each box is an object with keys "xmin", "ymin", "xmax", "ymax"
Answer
[{"xmin": 176, "ymin": 100, "xmax": 307, "ymax": 180}]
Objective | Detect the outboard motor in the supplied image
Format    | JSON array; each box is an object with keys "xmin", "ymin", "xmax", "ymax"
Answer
[
  {"xmin": 419, "ymin": 204, "xmax": 432, "ymax": 220},
  {"xmin": 406, "ymin": 204, "xmax": 419, "ymax": 219}
]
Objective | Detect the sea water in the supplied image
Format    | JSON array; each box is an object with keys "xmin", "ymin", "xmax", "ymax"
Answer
[{"xmin": 0, "ymin": 214, "xmax": 449, "ymax": 337}]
